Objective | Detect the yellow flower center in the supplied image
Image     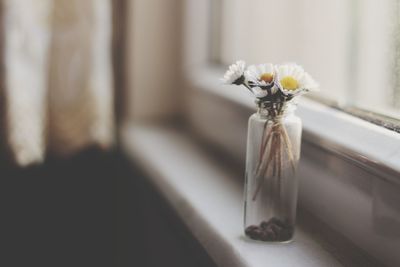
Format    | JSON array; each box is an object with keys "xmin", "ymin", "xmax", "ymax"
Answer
[
  {"xmin": 280, "ymin": 76, "xmax": 299, "ymax": 90},
  {"xmin": 259, "ymin": 73, "xmax": 273, "ymax": 83}
]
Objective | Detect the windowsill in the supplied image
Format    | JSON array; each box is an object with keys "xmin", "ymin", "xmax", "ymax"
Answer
[
  {"xmin": 184, "ymin": 65, "xmax": 400, "ymax": 266},
  {"xmin": 121, "ymin": 123, "xmax": 381, "ymax": 267},
  {"xmin": 188, "ymin": 65, "xmax": 400, "ymax": 183}
]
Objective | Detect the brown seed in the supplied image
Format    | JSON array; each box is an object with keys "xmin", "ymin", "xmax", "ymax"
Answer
[
  {"xmin": 269, "ymin": 217, "xmax": 285, "ymax": 228},
  {"xmin": 259, "ymin": 230, "xmax": 271, "ymax": 241},
  {"xmin": 260, "ymin": 220, "xmax": 269, "ymax": 229},
  {"xmin": 269, "ymin": 223, "xmax": 283, "ymax": 233},
  {"xmin": 245, "ymin": 225, "xmax": 261, "ymax": 239},
  {"xmin": 265, "ymin": 228, "xmax": 277, "ymax": 240},
  {"xmin": 245, "ymin": 225, "xmax": 258, "ymax": 232}
]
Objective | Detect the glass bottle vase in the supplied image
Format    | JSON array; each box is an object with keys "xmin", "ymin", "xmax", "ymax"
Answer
[{"xmin": 244, "ymin": 102, "xmax": 302, "ymax": 242}]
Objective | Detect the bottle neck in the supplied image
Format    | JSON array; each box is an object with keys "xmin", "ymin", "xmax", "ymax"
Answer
[{"xmin": 256, "ymin": 100, "xmax": 295, "ymax": 120}]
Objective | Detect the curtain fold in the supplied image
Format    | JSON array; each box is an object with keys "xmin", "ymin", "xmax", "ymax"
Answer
[
  {"xmin": 3, "ymin": 0, "xmax": 52, "ymax": 166},
  {"xmin": 1, "ymin": 0, "xmax": 114, "ymax": 166}
]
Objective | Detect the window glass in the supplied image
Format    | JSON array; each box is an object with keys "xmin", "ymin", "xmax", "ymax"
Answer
[{"xmin": 215, "ymin": 0, "xmax": 400, "ymax": 120}]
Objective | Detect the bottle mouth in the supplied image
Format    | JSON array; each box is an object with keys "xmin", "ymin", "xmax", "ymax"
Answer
[{"xmin": 256, "ymin": 99, "xmax": 296, "ymax": 119}]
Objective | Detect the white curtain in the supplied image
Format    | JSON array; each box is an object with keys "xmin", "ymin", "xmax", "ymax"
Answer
[{"xmin": 3, "ymin": 0, "xmax": 114, "ymax": 166}]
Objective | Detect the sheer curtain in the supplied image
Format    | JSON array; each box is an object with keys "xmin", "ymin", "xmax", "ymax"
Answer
[{"xmin": 1, "ymin": 0, "xmax": 114, "ymax": 166}]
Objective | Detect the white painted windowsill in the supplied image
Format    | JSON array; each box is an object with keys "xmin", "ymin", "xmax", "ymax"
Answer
[
  {"xmin": 189, "ymin": 66, "xmax": 400, "ymax": 183},
  {"xmin": 121, "ymin": 124, "xmax": 377, "ymax": 267}
]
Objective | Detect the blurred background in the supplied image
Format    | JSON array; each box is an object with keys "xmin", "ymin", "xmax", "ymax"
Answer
[
  {"xmin": 1, "ymin": 0, "xmax": 400, "ymax": 266},
  {"xmin": 2, "ymin": 0, "xmax": 400, "ymax": 166}
]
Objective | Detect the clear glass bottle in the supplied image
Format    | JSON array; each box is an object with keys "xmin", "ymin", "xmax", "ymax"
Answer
[{"xmin": 244, "ymin": 101, "xmax": 302, "ymax": 242}]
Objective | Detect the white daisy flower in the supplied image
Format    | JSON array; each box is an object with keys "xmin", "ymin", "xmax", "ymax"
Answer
[
  {"xmin": 275, "ymin": 63, "xmax": 319, "ymax": 95},
  {"xmin": 221, "ymin": 60, "xmax": 246, "ymax": 85},
  {"xmin": 245, "ymin": 63, "xmax": 275, "ymax": 86},
  {"xmin": 245, "ymin": 63, "xmax": 277, "ymax": 98}
]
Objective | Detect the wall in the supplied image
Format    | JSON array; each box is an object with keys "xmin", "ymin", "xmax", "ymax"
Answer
[{"xmin": 126, "ymin": 0, "xmax": 183, "ymax": 122}]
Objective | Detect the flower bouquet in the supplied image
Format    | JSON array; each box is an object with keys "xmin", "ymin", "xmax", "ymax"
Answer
[{"xmin": 222, "ymin": 61, "xmax": 318, "ymax": 242}]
